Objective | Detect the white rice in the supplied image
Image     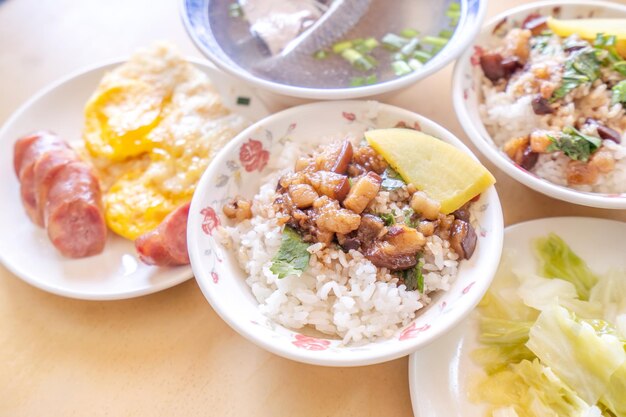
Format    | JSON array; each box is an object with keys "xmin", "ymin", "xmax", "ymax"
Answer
[
  {"xmin": 220, "ymin": 142, "xmax": 460, "ymax": 344},
  {"xmin": 477, "ymin": 32, "xmax": 626, "ymax": 194}
]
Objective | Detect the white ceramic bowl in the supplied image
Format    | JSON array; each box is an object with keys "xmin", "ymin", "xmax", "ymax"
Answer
[
  {"xmin": 187, "ymin": 101, "xmax": 503, "ymax": 366},
  {"xmin": 453, "ymin": 0, "xmax": 626, "ymax": 209},
  {"xmin": 180, "ymin": 0, "xmax": 487, "ymax": 100}
]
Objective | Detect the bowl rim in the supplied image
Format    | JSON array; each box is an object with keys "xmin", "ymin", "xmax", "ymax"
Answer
[
  {"xmin": 179, "ymin": 0, "xmax": 488, "ymax": 100},
  {"xmin": 452, "ymin": 0, "xmax": 626, "ymax": 209},
  {"xmin": 188, "ymin": 100, "xmax": 504, "ymax": 366}
]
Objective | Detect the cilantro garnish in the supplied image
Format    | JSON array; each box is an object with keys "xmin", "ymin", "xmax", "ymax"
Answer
[
  {"xmin": 270, "ymin": 226, "xmax": 310, "ymax": 279},
  {"xmin": 547, "ymin": 126, "xmax": 602, "ymax": 162},
  {"xmin": 612, "ymin": 80, "xmax": 626, "ymax": 106},
  {"xmin": 552, "ymin": 48, "xmax": 600, "ymax": 100},
  {"xmin": 380, "ymin": 167, "xmax": 406, "ymax": 191},
  {"xmin": 402, "ymin": 254, "xmax": 425, "ymax": 292}
]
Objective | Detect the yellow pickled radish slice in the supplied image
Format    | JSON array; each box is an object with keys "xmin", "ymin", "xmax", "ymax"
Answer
[
  {"xmin": 547, "ymin": 17, "xmax": 626, "ymax": 57},
  {"xmin": 365, "ymin": 128, "xmax": 496, "ymax": 214}
]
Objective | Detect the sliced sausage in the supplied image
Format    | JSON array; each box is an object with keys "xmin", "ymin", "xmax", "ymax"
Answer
[
  {"xmin": 15, "ymin": 131, "xmax": 69, "ymax": 178},
  {"xmin": 135, "ymin": 202, "xmax": 191, "ymax": 266},
  {"xmin": 14, "ymin": 132, "xmax": 69, "ymax": 225},
  {"xmin": 45, "ymin": 162, "xmax": 107, "ymax": 258},
  {"xmin": 33, "ymin": 148, "xmax": 78, "ymax": 226}
]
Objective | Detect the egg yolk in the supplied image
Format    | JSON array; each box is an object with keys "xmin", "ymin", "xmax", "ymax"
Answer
[{"xmin": 84, "ymin": 80, "xmax": 163, "ymax": 161}]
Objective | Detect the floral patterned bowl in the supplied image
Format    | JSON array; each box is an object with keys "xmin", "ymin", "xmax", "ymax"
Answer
[
  {"xmin": 187, "ymin": 101, "xmax": 503, "ymax": 366},
  {"xmin": 452, "ymin": 0, "xmax": 626, "ymax": 209}
]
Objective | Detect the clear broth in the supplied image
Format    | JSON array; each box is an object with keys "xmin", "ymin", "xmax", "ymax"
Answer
[{"xmin": 208, "ymin": 0, "xmax": 460, "ymax": 88}]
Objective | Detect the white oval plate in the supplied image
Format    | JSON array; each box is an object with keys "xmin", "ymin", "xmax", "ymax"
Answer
[
  {"xmin": 408, "ymin": 216, "xmax": 626, "ymax": 416},
  {"xmin": 0, "ymin": 58, "xmax": 269, "ymax": 300}
]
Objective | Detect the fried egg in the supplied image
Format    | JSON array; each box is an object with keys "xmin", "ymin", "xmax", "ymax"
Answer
[{"xmin": 82, "ymin": 43, "xmax": 249, "ymax": 240}]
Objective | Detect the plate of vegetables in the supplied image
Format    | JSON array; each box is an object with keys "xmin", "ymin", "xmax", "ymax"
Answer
[{"xmin": 408, "ymin": 216, "xmax": 626, "ymax": 417}]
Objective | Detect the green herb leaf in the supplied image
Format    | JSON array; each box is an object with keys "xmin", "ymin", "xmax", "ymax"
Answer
[
  {"xmin": 416, "ymin": 256, "xmax": 425, "ymax": 293},
  {"xmin": 547, "ymin": 126, "xmax": 601, "ymax": 162},
  {"xmin": 380, "ymin": 167, "xmax": 406, "ymax": 190},
  {"xmin": 269, "ymin": 226, "xmax": 310, "ymax": 279},
  {"xmin": 562, "ymin": 36, "xmax": 588, "ymax": 51},
  {"xmin": 532, "ymin": 34, "xmax": 552, "ymax": 52},
  {"xmin": 594, "ymin": 33, "xmax": 616, "ymax": 48},
  {"xmin": 403, "ymin": 254, "xmax": 425, "ymax": 292},
  {"xmin": 552, "ymin": 48, "xmax": 600, "ymax": 101},
  {"xmin": 571, "ymin": 51, "xmax": 600, "ymax": 80},
  {"xmin": 613, "ymin": 61, "xmax": 626, "ymax": 76},
  {"xmin": 378, "ymin": 213, "xmax": 395, "ymax": 227},
  {"xmin": 593, "ymin": 33, "xmax": 625, "ymax": 73},
  {"xmin": 403, "ymin": 208, "xmax": 417, "ymax": 228},
  {"xmin": 611, "ymin": 80, "xmax": 626, "ymax": 105}
]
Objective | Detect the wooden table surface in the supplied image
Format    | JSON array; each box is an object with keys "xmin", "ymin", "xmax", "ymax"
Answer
[{"xmin": 1, "ymin": 0, "xmax": 625, "ymax": 415}]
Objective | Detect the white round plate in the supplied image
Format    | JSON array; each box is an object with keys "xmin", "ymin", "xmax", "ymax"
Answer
[
  {"xmin": 0, "ymin": 58, "xmax": 269, "ymax": 300},
  {"xmin": 408, "ymin": 216, "xmax": 626, "ymax": 416}
]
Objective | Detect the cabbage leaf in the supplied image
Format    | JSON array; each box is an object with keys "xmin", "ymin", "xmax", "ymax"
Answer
[
  {"xmin": 526, "ymin": 305, "xmax": 625, "ymax": 405},
  {"xmin": 470, "ymin": 359, "xmax": 599, "ymax": 417},
  {"xmin": 534, "ymin": 233, "xmax": 598, "ymax": 300},
  {"xmin": 516, "ymin": 272, "xmax": 602, "ymax": 319}
]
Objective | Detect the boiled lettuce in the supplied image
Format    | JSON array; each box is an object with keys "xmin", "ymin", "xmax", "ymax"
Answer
[
  {"xmin": 534, "ymin": 233, "xmax": 598, "ymax": 300},
  {"xmin": 526, "ymin": 305, "xmax": 625, "ymax": 405},
  {"xmin": 479, "ymin": 251, "xmax": 538, "ymax": 322},
  {"xmin": 516, "ymin": 272, "xmax": 602, "ymax": 319},
  {"xmin": 470, "ymin": 359, "xmax": 600, "ymax": 417},
  {"xmin": 590, "ymin": 269, "xmax": 626, "ymax": 326},
  {"xmin": 471, "ymin": 344, "xmax": 535, "ymax": 375},
  {"xmin": 472, "ymin": 233, "xmax": 626, "ymax": 417}
]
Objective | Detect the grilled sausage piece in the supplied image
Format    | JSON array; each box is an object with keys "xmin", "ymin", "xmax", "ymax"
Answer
[
  {"xmin": 14, "ymin": 131, "xmax": 70, "ymax": 225},
  {"xmin": 33, "ymin": 148, "xmax": 78, "ymax": 226},
  {"xmin": 135, "ymin": 202, "xmax": 191, "ymax": 266},
  {"xmin": 45, "ymin": 161, "xmax": 107, "ymax": 258},
  {"xmin": 14, "ymin": 131, "xmax": 107, "ymax": 258}
]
